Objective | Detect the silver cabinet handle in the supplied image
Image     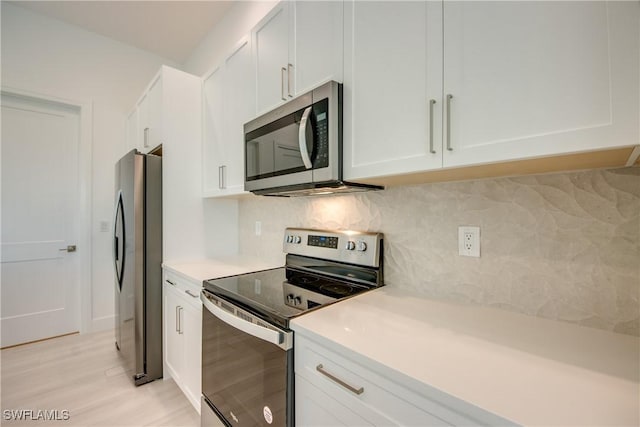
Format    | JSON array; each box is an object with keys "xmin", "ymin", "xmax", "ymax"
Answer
[
  {"xmin": 143, "ymin": 127, "xmax": 149, "ymax": 148},
  {"xmin": 298, "ymin": 106, "xmax": 313, "ymax": 169},
  {"xmin": 316, "ymin": 364, "xmax": 364, "ymax": 395},
  {"xmin": 59, "ymin": 245, "xmax": 77, "ymax": 252},
  {"xmin": 446, "ymin": 94, "xmax": 453, "ymax": 151},
  {"xmin": 218, "ymin": 165, "xmax": 226, "ymax": 190},
  {"xmin": 166, "ymin": 279, "xmax": 176, "ymax": 286},
  {"xmin": 287, "ymin": 63, "xmax": 293, "ymax": 97},
  {"xmin": 429, "ymin": 99, "xmax": 436, "ymax": 154},
  {"xmin": 175, "ymin": 305, "xmax": 180, "ymax": 332},
  {"xmin": 178, "ymin": 307, "xmax": 184, "ymax": 334},
  {"xmin": 281, "ymin": 67, "xmax": 287, "ymax": 101},
  {"xmin": 185, "ymin": 289, "xmax": 199, "ymax": 298}
]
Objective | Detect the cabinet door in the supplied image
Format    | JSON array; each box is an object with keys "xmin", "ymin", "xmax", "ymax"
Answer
[
  {"xmin": 137, "ymin": 93, "xmax": 149, "ymax": 152},
  {"xmin": 126, "ymin": 109, "xmax": 138, "ymax": 152},
  {"xmin": 293, "ymin": 1, "xmax": 343, "ymax": 95},
  {"xmin": 146, "ymin": 76, "xmax": 163, "ymax": 151},
  {"xmin": 182, "ymin": 301, "xmax": 202, "ymax": 412},
  {"xmin": 202, "ymin": 65, "xmax": 225, "ymax": 196},
  {"xmin": 164, "ymin": 285, "xmax": 184, "ymax": 382},
  {"xmin": 443, "ymin": 1, "xmax": 639, "ymax": 167},
  {"xmin": 203, "ymin": 37, "xmax": 254, "ymax": 197},
  {"xmin": 253, "ymin": 2, "xmax": 292, "ymax": 114},
  {"xmin": 222, "ymin": 37, "xmax": 254, "ymax": 194},
  {"xmin": 343, "ymin": 1, "xmax": 443, "ymax": 181},
  {"xmin": 296, "ymin": 375, "xmax": 373, "ymax": 427}
]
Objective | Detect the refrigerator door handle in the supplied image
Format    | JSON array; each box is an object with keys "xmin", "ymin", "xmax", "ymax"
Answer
[{"xmin": 113, "ymin": 190, "xmax": 125, "ymax": 290}]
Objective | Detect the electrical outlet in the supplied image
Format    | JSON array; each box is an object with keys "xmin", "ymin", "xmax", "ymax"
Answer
[
  {"xmin": 458, "ymin": 226, "xmax": 480, "ymax": 257},
  {"xmin": 255, "ymin": 221, "xmax": 262, "ymax": 236}
]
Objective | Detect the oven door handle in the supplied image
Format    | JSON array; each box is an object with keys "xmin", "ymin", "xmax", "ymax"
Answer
[
  {"xmin": 298, "ymin": 106, "xmax": 313, "ymax": 169},
  {"xmin": 201, "ymin": 291, "xmax": 292, "ymax": 351}
]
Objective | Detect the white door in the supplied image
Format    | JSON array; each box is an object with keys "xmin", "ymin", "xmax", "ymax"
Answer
[{"xmin": 1, "ymin": 93, "xmax": 81, "ymax": 348}]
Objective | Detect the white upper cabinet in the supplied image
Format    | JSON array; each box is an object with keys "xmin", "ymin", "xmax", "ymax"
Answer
[
  {"xmin": 343, "ymin": 1, "xmax": 443, "ymax": 180},
  {"xmin": 202, "ymin": 36, "xmax": 255, "ymax": 197},
  {"xmin": 125, "ymin": 108, "xmax": 138, "ymax": 152},
  {"xmin": 344, "ymin": 1, "xmax": 639, "ymax": 181},
  {"xmin": 145, "ymin": 76, "xmax": 163, "ymax": 151},
  {"xmin": 253, "ymin": 2, "xmax": 291, "ymax": 114},
  {"xmin": 442, "ymin": 1, "xmax": 639, "ymax": 168},
  {"xmin": 129, "ymin": 66, "xmax": 203, "ymax": 262},
  {"xmin": 253, "ymin": 1, "xmax": 343, "ymax": 115},
  {"xmin": 132, "ymin": 75, "xmax": 163, "ymax": 153},
  {"xmin": 293, "ymin": 1, "xmax": 344, "ymax": 95},
  {"xmin": 134, "ymin": 92, "xmax": 149, "ymax": 152}
]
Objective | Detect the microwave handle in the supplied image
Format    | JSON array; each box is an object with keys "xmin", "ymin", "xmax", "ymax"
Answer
[{"xmin": 298, "ymin": 106, "xmax": 313, "ymax": 169}]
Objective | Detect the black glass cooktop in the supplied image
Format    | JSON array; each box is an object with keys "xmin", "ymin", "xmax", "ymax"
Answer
[{"xmin": 203, "ymin": 266, "xmax": 373, "ymax": 329}]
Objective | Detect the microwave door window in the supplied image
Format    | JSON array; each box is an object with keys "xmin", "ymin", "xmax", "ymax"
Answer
[{"xmin": 246, "ymin": 113, "xmax": 311, "ymax": 181}]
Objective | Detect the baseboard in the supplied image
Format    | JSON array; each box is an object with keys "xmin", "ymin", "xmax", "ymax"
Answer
[{"xmin": 91, "ymin": 315, "xmax": 115, "ymax": 332}]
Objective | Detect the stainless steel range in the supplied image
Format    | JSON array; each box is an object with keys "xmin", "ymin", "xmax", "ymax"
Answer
[{"xmin": 200, "ymin": 228, "xmax": 384, "ymax": 427}]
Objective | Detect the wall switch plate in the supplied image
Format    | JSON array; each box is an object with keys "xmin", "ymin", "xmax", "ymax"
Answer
[
  {"xmin": 458, "ymin": 226, "xmax": 480, "ymax": 257},
  {"xmin": 255, "ymin": 221, "xmax": 262, "ymax": 236}
]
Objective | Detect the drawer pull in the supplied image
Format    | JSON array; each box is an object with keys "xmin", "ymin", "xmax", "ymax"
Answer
[
  {"xmin": 185, "ymin": 289, "xmax": 199, "ymax": 298},
  {"xmin": 166, "ymin": 279, "xmax": 176, "ymax": 286},
  {"xmin": 316, "ymin": 364, "xmax": 364, "ymax": 395}
]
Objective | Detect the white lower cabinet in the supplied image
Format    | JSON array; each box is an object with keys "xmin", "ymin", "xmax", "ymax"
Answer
[
  {"xmin": 163, "ymin": 271, "xmax": 202, "ymax": 413},
  {"xmin": 294, "ymin": 333, "xmax": 513, "ymax": 426},
  {"xmin": 296, "ymin": 375, "xmax": 373, "ymax": 426}
]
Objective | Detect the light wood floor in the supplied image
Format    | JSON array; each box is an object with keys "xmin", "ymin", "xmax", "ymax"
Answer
[{"xmin": 1, "ymin": 329, "xmax": 199, "ymax": 426}]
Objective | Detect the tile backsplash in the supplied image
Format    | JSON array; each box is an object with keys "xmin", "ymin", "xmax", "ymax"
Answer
[{"xmin": 239, "ymin": 167, "xmax": 640, "ymax": 336}]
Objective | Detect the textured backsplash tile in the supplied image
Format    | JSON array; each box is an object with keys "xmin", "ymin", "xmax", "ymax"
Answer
[{"xmin": 239, "ymin": 167, "xmax": 640, "ymax": 336}]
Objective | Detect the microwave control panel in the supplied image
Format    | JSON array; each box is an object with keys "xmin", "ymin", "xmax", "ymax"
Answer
[{"xmin": 312, "ymin": 99, "xmax": 329, "ymax": 168}]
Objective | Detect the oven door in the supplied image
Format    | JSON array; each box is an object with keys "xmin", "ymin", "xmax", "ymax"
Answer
[
  {"xmin": 244, "ymin": 81, "xmax": 340, "ymax": 192},
  {"xmin": 201, "ymin": 290, "xmax": 293, "ymax": 427}
]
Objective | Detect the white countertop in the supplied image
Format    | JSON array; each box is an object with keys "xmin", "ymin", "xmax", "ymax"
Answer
[
  {"xmin": 291, "ymin": 287, "xmax": 640, "ymax": 426},
  {"xmin": 162, "ymin": 256, "xmax": 280, "ymax": 284}
]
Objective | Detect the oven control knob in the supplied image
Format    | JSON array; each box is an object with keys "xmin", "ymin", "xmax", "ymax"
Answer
[
  {"xmin": 294, "ymin": 296, "xmax": 302, "ymax": 305},
  {"xmin": 345, "ymin": 240, "xmax": 356, "ymax": 251},
  {"xmin": 286, "ymin": 294, "xmax": 294, "ymax": 303},
  {"xmin": 294, "ymin": 235, "xmax": 302, "ymax": 244},
  {"xmin": 356, "ymin": 241, "xmax": 367, "ymax": 252}
]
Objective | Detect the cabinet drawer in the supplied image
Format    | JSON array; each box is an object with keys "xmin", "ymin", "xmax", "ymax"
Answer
[
  {"xmin": 163, "ymin": 271, "xmax": 202, "ymax": 309},
  {"xmin": 296, "ymin": 334, "xmax": 479, "ymax": 426}
]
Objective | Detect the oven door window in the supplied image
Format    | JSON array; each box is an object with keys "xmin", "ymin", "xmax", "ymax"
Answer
[
  {"xmin": 202, "ymin": 305, "xmax": 290, "ymax": 427},
  {"xmin": 245, "ymin": 98, "xmax": 329, "ymax": 181}
]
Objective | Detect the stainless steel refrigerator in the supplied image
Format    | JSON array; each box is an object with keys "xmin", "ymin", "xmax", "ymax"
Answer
[{"xmin": 113, "ymin": 149, "xmax": 162, "ymax": 386}]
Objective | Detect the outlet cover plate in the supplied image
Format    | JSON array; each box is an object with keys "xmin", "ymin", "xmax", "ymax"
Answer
[{"xmin": 458, "ymin": 226, "xmax": 480, "ymax": 257}]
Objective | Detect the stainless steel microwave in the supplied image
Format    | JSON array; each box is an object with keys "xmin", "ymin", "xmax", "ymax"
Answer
[{"xmin": 244, "ymin": 81, "xmax": 382, "ymax": 196}]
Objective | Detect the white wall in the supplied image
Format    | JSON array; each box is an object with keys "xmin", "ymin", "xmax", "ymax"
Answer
[
  {"xmin": 239, "ymin": 167, "xmax": 640, "ymax": 337},
  {"xmin": 183, "ymin": 1, "xmax": 277, "ymax": 77},
  {"xmin": 182, "ymin": 1, "xmax": 277, "ymax": 259},
  {"xmin": 1, "ymin": 3, "xmax": 178, "ymax": 331}
]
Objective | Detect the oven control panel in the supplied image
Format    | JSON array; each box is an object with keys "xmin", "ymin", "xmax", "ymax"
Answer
[{"xmin": 283, "ymin": 228, "xmax": 382, "ymax": 268}]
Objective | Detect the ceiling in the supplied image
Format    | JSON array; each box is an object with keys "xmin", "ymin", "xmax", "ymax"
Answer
[{"xmin": 8, "ymin": 1, "xmax": 235, "ymax": 64}]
